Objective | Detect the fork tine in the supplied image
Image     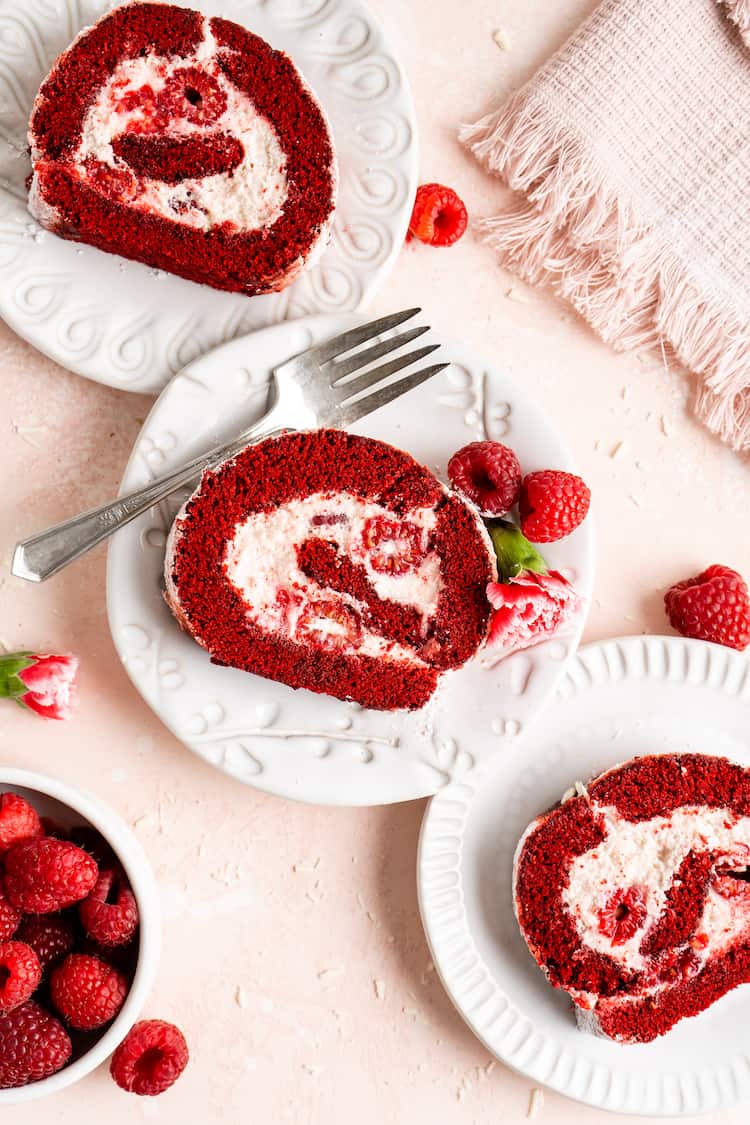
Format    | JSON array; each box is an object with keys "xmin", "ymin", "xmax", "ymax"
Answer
[
  {"xmin": 335, "ymin": 363, "xmax": 449, "ymax": 427},
  {"xmin": 327, "ymin": 325, "xmax": 430, "ymax": 382},
  {"xmin": 333, "ymin": 344, "xmax": 441, "ymax": 402},
  {"xmin": 303, "ymin": 308, "xmax": 421, "ymax": 366}
]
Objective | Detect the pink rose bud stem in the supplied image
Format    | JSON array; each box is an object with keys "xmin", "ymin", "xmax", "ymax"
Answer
[{"xmin": 0, "ymin": 653, "xmax": 78, "ymax": 720}]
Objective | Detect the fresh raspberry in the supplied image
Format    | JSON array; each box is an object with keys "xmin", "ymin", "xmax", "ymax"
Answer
[
  {"xmin": 295, "ymin": 598, "xmax": 362, "ymax": 652},
  {"xmin": 50, "ymin": 954, "xmax": 128, "ymax": 1031},
  {"xmin": 360, "ymin": 517, "xmax": 425, "ymax": 575},
  {"xmin": 80, "ymin": 869, "xmax": 139, "ymax": 948},
  {"xmin": 0, "ymin": 942, "xmax": 41, "ymax": 1013},
  {"xmin": 0, "ymin": 891, "xmax": 21, "ymax": 942},
  {"xmin": 110, "ymin": 1019, "xmax": 189, "ymax": 1096},
  {"xmin": 0, "ymin": 1001, "xmax": 71, "ymax": 1089},
  {"xmin": 407, "ymin": 183, "xmax": 468, "ymax": 246},
  {"xmin": 597, "ymin": 886, "xmax": 648, "ymax": 945},
  {"xmin": 159, "ymin": 67, "xmax": 227, "ymax": 125},
  {"xmin": 519, "ymin": 470, "xmax": 591, "ymax": 543},
  {"xmin": 4, "ymin": 837, "xmax": 98, "ymax": 913},
  {"xmin": 447, "ymin": 441, "xmax": 522, "ymax": 516},
  {"xmin": 664, "ymin": 565, "xmax": 750, "ymax": 651},
  {"xmin": 16, "ymin": 914, "xmax": 76, "ymax": 975},
  {"xmin": 0, "ymin": 793, "xmax": 43, "ymax": 854}
]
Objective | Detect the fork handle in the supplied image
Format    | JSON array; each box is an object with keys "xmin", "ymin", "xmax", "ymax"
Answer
[{"xmin": 13, "ymin": 417, "xmax": 285, "ymax": 583}]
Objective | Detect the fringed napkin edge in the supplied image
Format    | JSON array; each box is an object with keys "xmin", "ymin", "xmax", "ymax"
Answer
[{"xmin": 462, "ymin": 25, "xmax": 750, "ymax": 452}]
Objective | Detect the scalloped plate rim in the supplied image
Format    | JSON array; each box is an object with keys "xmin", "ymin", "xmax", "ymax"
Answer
[{"xmin": 418, "ymin": 634, "xmax": 750, "ymax": 1116}]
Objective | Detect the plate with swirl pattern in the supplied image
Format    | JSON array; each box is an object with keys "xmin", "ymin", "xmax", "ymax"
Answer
[
  {"xmin": 106, "ymin": 314, "xmax": 595, "ymax": 805},
  {"xmin": 0, "ymin": 0, "xmax": 417, "ymax": 393}
]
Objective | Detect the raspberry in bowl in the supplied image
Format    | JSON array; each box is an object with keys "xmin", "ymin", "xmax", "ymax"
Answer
[{"xmin": 0, "ymin": 768, "xmax": 160, "ymax": 1104}]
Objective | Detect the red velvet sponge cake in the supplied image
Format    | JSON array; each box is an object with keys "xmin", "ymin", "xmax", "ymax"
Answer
[
  {"xmin": 28, "ymin": 2, "xmax": 337, "ymax": 294},
  {"xmin": 164, "ymin": 430, "xmax": 496, "ymax": 711},
  {"xmin": 514, "ymin": 753, "xmax": 750, "ymax": 1043}
]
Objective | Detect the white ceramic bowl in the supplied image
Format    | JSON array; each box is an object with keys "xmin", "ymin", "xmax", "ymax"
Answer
[{"xmin": 0, "ymin": 767, "xmax": 161, "ymax": 1104}]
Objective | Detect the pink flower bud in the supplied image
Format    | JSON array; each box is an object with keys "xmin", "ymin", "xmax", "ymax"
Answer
[
  {"xmin": 0, "ymin": 653, "xmax": 78, "ymax": 720},
  {"xmin": 486, "ymin": 570, "xmax": 582, "ymax": 654}
]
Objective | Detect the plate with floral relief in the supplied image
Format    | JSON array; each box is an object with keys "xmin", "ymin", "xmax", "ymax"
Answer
[
  {"xmin": 106, "ymin": 314, "xmax": 595, "ymax": 805},
  {"xmin": 0, "ymin": 0, "xmax": 417, "ymax": 393}
]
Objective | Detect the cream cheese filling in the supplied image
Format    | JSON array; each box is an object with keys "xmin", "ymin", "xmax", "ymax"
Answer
[
  {"xmin": 563, "ymin": 804, "xmax": 750, "ymax": 978},
  {"xmin": 223, "ymin": 491, "xmax": 443, "ymax": 662},
  {"xmin": 74, "ymin": 19, "xmax": 288, "ymax": 231}
]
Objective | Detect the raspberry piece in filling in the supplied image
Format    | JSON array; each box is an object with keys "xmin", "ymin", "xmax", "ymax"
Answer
[
  {"xmin": 597, "ymin": 885, "xmax": 648, "ymax": 945},
  {"xmin": 83, "ymin": 158, "xmax": 137, "ymax": 202},
  {"xmin": 158, "ymin": 67, "xmax": 227, "ymax": 125},
  {"xmin": 361, "ymin": 517, "xmax": 425, "ymax": 576},
  {"xmin": 295, "ymin": 599, "xmax": 362, "ymax": 652}
]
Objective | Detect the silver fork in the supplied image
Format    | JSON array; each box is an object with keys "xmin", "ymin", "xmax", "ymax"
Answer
[{"xmin": 13, "ymin": 309, "xmax": 447, "ymax": 583}]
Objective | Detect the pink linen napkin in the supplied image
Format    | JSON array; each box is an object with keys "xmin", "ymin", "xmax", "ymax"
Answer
[{"xmin": 462, "ymin": 0, "xmax": 750, "ymax": 452}]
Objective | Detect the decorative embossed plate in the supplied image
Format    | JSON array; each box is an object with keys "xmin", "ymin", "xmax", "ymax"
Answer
[
  {"xmin": 419, "ymin": 635, "xmax": 750, "ymax": 1115},
  {"xmin": 106, "ymin": 314, "xmax": 594, "ymax": 805},
  {"xmin": 0, "ymin": 0, "xmax": 417, "ymax": 393}
]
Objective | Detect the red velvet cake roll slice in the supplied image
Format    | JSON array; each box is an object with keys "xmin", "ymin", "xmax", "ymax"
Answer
[
  {"xmin": 164, "ymin": 430, "xmax": 496, "ymax": 711},
  {"xmin": 514, "ymin": 753, "xmax": 750, "ymax": 1043},
  {"xmin": 28, "ymin": 2, "xmax": 337, "ymax": 294}
]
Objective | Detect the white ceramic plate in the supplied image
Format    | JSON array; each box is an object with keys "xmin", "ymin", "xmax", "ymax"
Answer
[
  {"xmin": 106, "ymin": 313, "xmax": 594, "ymax": 805},
  {"xmin": 418, "ymin": 635, "xmax": 750, "ymax": 1116},
  {"xmin": 0, "ymin": 0, "xmax": 417, "ymax": 393}
]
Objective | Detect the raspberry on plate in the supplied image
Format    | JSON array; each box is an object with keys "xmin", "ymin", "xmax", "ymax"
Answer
[
  {"xmin": 16, "ymin": 914, "xmax": 76, "ymax": 975},
  {"xmin": 519, "ymin": 469, "xmax": 591, "ymax": 543},
  {"xmin": 80, "ymin": 869, "xmax": 139, "ymax": 948},
  {"xmin": 0, "ymin": 793, "xmax": 43, "ymax": 854},
  {"xmin": 665, "ymin": 565, "xmax": 750, "ymax": 651},
  {"xmin": 110, "ymin": 1019, "xmax": 189, "ymax": 1096},
  {"xmin": 407, "ymin": 183, "xmax": 468, "ymax": 246},
  {"xmin": 0, "ymin": 942, "xmax": 41, "ymax": 1013},
  {"xmin": 0, "ymin": 1000, "xmax": 71, "ymax": 1089},
  {"xmin": 0, "ymin": 890, "xmax": 21, "ymax": 943},
  {"xmin": 447, "ymin": 441, "xmax": 522, "ymax": 516},
  {"xmin": 4, "ymin": 837, "xmax": 98, "ymax": 913},
  {"xmin": 50, "ymin": 953, "xmax": 128, "ymax": 1031}
]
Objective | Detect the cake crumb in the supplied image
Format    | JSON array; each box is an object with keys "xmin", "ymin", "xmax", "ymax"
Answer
[
  {"xmin": 660, "ymin": 414, "xmax": 672, "ymax": 437},
  {"xmin": 505, "ymin": 285, "xmax": 530, "ymax": 303},
  {"xmin": 609, "ymin": 440, "xmax": 625, "ymax": 460},
  {"xmin": 373, "ymin": 978, "xmax": 386, "ymax": 1001},
  {"xmin": 493, "ymin": 26, "xmax": 512, "ymax": 50},
  {"xmin": 317, "ymin": 967, "xmax": 345, "ymax": 989},
  {"xmin": 293, "ymin": 857, "xmax": 320, "ymax": 873},
  {"xmin": 527, "ymin": 1087, "xmax": 545, "ymax": 1118},
  {"xmin": 235, "ymin": 985, "xmax": 248, "ymax": 1009}
]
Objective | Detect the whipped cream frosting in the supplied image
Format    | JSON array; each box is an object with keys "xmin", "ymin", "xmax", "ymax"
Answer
[
  {"xmin": 224, "ymin": 491, "xmax": 443, "ymax": 661},
  {"xmin": 74, "ymin": 20, "xmax": 288, "ymax": 232},
  {"xmin": 563, "ymin": 803, "xmax": 750, "ymax": 976}
]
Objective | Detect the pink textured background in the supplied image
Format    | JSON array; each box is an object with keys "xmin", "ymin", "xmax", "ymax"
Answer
[{"xmin": 2, "ymin": 0, "xmax": 750, "ymax": 1120}]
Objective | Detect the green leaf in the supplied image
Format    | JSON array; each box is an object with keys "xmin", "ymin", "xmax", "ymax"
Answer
[
  {"xmin": 486, "ymin": 521, "xmax": 548, "ymax": 583},
  {"xmin": 0, "ymin": 652, "xmax": 35, "ymax": 699}
]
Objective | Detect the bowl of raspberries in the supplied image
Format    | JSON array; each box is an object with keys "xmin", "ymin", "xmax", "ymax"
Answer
[{"xmin": 0, "ymin": 767, "xmax": 176, "ymax": 1102}]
